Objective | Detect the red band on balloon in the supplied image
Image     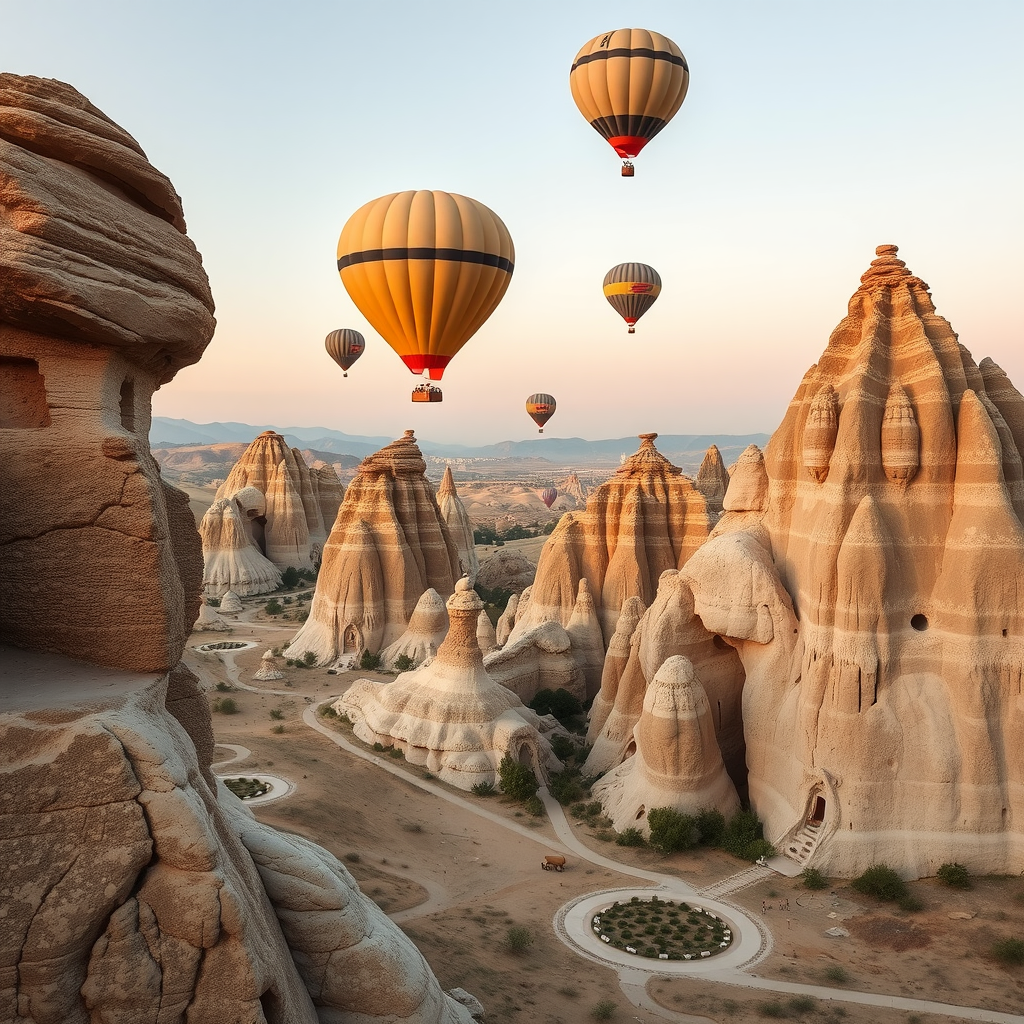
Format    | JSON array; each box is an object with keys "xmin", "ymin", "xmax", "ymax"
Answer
[
  {"xmin": 401, "ymin": 354, "xmax": 451, "ymax": 380},
  {"xmin": 607, "ymin": 135, "xmax": 650, "ymax": 159}
]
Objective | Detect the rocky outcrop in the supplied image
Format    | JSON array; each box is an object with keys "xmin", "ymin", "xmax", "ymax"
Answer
[
  {"xmin": 565, "ymin": 578, "xmax": 605, "ymax": 699},
  {"xmin": 285, "ymin": 431, "xmax": 461, "ymax": 665},
  {"xmin": 437, "ymin": 466, "xmax": 478, "ymax": 584},
  {"xmin": 592, "ymin": 655, "xmax": 740, "ymax": 833},
  {"xmin": 338, "ymin": 579, "xmax": 562, "ymax": 789},
  {"xmin": 199, "ymin": 494, "xmax": 282, "ymax": 597},
  {"xmin": 193, "ymin": 596, "xmax": 229, "ymax": 632},
  {"xmin": 559, "ymin": 471, "xmax": 588, "ymax": 506},
  {"xmin": 483, "ymin": 619, "xmax": 586, "ymax": 703},
  {"xmin": 694, "ymin": 444, "xmax": 730, "ymax": 517},
  {"xmin": 253, "ymin": 649, "xmax": 284, "ymax": 681},
  {"xmin": 587, "ymin": 596, "xmax": 645, "ymax": 742},
  {"xmin": 212, "ymin": 431, "xmax": 327, "ymax": 572},
  {"xmin": 509, "ymin": 434, "xmax": 716, "ymax": 647},
  {"xmin": 380, "ymin": 589, "xmax": 449, "ymax": 669},
  {"xmin": 476, "ymin": 549, "xmax": 536, "ymax": 596}
]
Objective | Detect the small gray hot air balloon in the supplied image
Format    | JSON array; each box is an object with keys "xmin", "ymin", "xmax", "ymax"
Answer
[
  {"xmin": 325, "ymin": 328, "xmax": 365, "ymax": 377},
  {"xmin": 602, "ymin": 263, "xmax": 661, "ymax": 333}
]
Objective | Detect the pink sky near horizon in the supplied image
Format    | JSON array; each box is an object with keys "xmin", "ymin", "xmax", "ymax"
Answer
[{"xmin": 3, "ymin": 1, "xmax": 1021, "ymax": 444}]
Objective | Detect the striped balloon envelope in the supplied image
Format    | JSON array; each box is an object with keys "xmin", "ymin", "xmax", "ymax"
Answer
[
  {"xmin": 324, "ymin": 328, "xmax": 365, "ymax": 377},
  {"xmin": 540, "ymin": 486, "xmax": 558, "ymax": 509},
  {"xmin": 337, "ymin": 191, "xmax": 514, "ymax": 381},
  {"xmin": 570, "ymin": 28, "xmax": 688, "ymax": 175},
  {"xmin": 602, "ymin": 263, "xmax": 662, "ymax": 333},
  {"xmin": 526, "ymin": 393, "xmax": 557, "ymax": 433}
]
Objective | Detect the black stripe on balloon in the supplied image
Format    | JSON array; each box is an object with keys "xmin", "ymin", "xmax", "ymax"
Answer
[
  {"xmin": 338, "ymin": 248, "xmax": 514, "ymax": 274},
  {"xmin": 571, "ymin": 47, "xmax": 688, "ymax": 73},
  {"xmin": 588, "ymin": 114, "xmax": 669, "ymax": 143}
]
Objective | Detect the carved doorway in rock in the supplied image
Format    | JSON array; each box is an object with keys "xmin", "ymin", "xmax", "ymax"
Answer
[
  {"xmin": 809, "ymin": 794, "xmax": 826, "ymax": 825},
  {"xmin": 342, "ymin": 624, "xmax": 359, "ymax": 654}
]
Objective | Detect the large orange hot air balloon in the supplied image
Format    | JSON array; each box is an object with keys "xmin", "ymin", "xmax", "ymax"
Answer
[
  {"xmin": 526, "ymin": 393, "xmax": 556, "ymax": 433},
  {"xmin": 569, "ymin": 28, "xmax": 689, "ymax": 176},
  {"xmin": 603, "ymin": 263, "xmax": 661, "ymax": 333},
  {"xmin": 337, "ymin": 191, "xmax": 515, "ymax": 397},
  {"xmin": 324, "ymin": 329, "xmax": 365, "ymax": 377}
]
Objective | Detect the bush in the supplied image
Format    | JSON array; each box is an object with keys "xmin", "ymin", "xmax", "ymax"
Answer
[
  {"xmin": 694, "ymin": 807, "xmax": 726, "ymax": 846},
  {"xmin": 388, "ymin": 747, "xmax": 404, "ymax": 759},
  {"xmin": 722, "ymin": 809, "xmax": 774, "ymax": 860},
  {"xmin": 993, "ymin": 938, "xmax": 1024, "ymax": 965},
  {"xmin": 788, "ymin": 995, "xmax": 816, "ymax": 1013},
  {"xmin": 647, "ymin": 807, "xmax": 698, "ymax": 854},
  {"xmin": 498, "ymin": 755, "xmax": 539, "ymax": 801},
  {"xmin": 320, "ymin": 705, "xmax": 338, "ymax": 718},
  {"xmin": 281, "ymin": 566, "xmax": 301, "ymax": 588},
  {"xmin": 936, "ymin": 862, "xmax": 972, "ymax": 889},
  {"xmin": 215, "ymin": 681, "xmax": 233, "ymax": 692},
  {"xmin": 615, "ymin": 827, "xmax": 646, "ymax": 847},
  {"xmin": 524, "ymin": 795, "xmax": 545, "ymax": 817},
  {"xmin": 471, "ymin": 780, "xmax": 496, "ymax": 796},
  {"xmin": 590, "ymin": 1000, "xmax": 616, "ymax": 1021},
  {"xmin": 550, "ymin": 734, "xmax": 576, "ymax": 762},
  {"xmin": 372, "ymin": 742, "xmax": 386, "ymax": 752},
  {"xmin": 269, "ymin": 708, "xmax": 284, "ymax": 720},
  {"xmin": 504, "ymin": 925, "xmax": 533, "ymax": 954},
  {"xmin": 823, "ymin": 964, "xmax": 849, "ymax": 984},
  {"xmin": 359, "ymin": 649, "xmax": 382, "ymax": 670},
  {"xmin": 206, "ymin": 596, "xmax": 221, "ymax": 607},
  {"xmin": 802, "ymin": 867, "xmax": 828, "ymax": 890},
  {"xmin": 302, "ymin": 650, "xmax": 317, "ymax": 667},
  {"xmin": 271, "ymin": 724, "xmax": 284, "ymax": 734},
  {"xmin": 264, "ymin": 599, "xmax": 283, "ymax": 615},
  {"xmin": 548, "ymin": 768, "xmax": 586, "ymax": 805},
  {"xmin": 851, "ymin": 864, "xmax": 907, "ymax": 902},
  {"xmin": 212, "ymin": 697, "xmax": 238, "ymax": 714},
  {"xmin": 757, "ymin": 1003, "xmax": 786, "ymax": 1018},
  {"xmin": 529, "ymin": 688, "xmax": 584, "ymax": 724},
  {"xmin": 394, "ymin": 653, "xmax": 416, "ymax": 671}
]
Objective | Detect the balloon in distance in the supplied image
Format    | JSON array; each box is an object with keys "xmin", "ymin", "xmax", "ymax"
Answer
[
  {"xmin": 324, "ymin": 328, "xmax": 365, "ymax": 377},
  {"xmin": 337, "ymin": 190, "xmax": 515, "ymax": 382},
  {"xmin": 526, "ymin": 393, "xmax": 557, "ymax": 433},
  {"xmin": 603, "ymin": 263, "xmax": 661, "ymax": 333},
  {"xmin": 540, "ymin": 486, "xmax": 558, "ymax": 509},
  {"xmin": 569, "ymin": 28, "xmax": 688, "ymax": 175}
]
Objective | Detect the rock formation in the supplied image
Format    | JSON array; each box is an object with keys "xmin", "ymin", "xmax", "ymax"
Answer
[
  {"xmin": 476, "ymin": 610, "xmax": 498, "ymax": 654},
  {"xmin": 212, "ymin": 431, "xmax": 327, "ymax": 572},
  {"xmin": 437, "ymin": 465, "xmax": 478, "ymax": 584},
  {"xmin": 565, "ymin": 578, "xmax": 606, "ymax": 699},
  {"xmin": 220, "ymin": 590, "xmax": 243, "ymax": 614},
  {"xmin": 285, "ymin": 431, "xmax": 462, "ymax": 665},
  {"xmin": 592, "ymin": 655, "xmax": 740, "ymax": 833},
  {"xmin": 494, "ymin": 592, "xmax": 519, "ymax": 647},
  {"xmin": 380, "ymin": 588, "xmax": 450, "ymax": 669},
  {"xmin": 694, "ymin": 444, "xmax": 730, "ymax": 517},
  {"xmin": 559, "ymin": 470, "xmax": 588, "ymax": 506},
  {"xmin": 199, "ymin": 493, "xmax": 282, "ymax": 597},
  {"xmin": 587, "ymin": 596, "xmax": 646, "ymax": 741},
  {"xmin": 193, "ymin": 596, "xmax": 230, "ymax": 632},
  {"xmin": 628, "ymin": 245, "xmax": 1024, "ymax": 878},
  {"xmin": 483, "ymin": 619, "xmax": 586, "ymax": 703},
  {"xmin": 253, "ymin": 649, "xmax": 284, "ymax": 681},
  {"xmin": 509, "ymin": 434, "xmax": 717, "ymax": 647},
  {"xmin": 475, "ymin": 548, "xmax": 536, "ymax": 596},
  {"xmin": 338, "ymin": 579, "xmax": 562, "ymax": 789},
  {"xmin": 0, "ymin": 75, "xmax": 476, "ymax": 1023}
]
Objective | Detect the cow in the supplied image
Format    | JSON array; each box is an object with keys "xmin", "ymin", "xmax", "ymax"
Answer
[{"xmin": 541, "ymin": 855, "xmax": 566, "ymax": 871}]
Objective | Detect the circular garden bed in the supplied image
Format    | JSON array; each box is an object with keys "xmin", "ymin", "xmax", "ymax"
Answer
[
  {"xmin": 224, "ymin": 777, "xmax": 270, "ymax": 800},
  {"xmin": 590, "ymin": 895, "xmax": 732, "ymax": 960}
]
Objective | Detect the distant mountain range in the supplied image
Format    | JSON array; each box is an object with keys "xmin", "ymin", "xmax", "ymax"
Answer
[{"xmin": 151, "ymin": 417, "xmax": 770, "ymax": 469}]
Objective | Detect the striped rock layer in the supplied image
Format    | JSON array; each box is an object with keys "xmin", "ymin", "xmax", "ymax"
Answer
[{"xmin": 286, "ymin": 431, "xmax": 461, "ymax": 664}]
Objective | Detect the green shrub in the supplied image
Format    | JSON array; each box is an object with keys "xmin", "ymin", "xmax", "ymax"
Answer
[
  {"xmin": 394, "ymin": 653, "xmax": 416, "ymax": 671},
  {"xmin": 471, "ymin": 780, "xmax": 496, "ymax": 796},
  {"xmin": 851, "ymin": 864, "xmax": 907, "ymax": 902},
  {"xmin": 302, "ymin": 650, "xmax": 317, "ymax": 667},
  {"xmin": 212, "ymin": 697, "xmax": 238, "ymax": 714},
  {"xmin": 550, "ymin": 734, "xmax": 576, "ymax": 762},
  {"xmin": 215, "ymin": 681, "xmax": 233, "ymax": 692},
  {"xmin": 359, "ymin": 649, "xmax": 382, "ymax": 670},
  {"xmin": 616, "ymin": 827, "xmax": 646, "ymax": 847},
  {"xmin": 372, "ymin": 742, "xmax": 386, "ymax": 752},
  {"xmin": 590, "ymin": 1000, "xmax": 617, "ymax": 1021},
  {"xmin": 936, "ymin": 862, "xmax": 972, "ymax": 889},
  {"xmin": 320, "ymin": 705, "xmax": 338, "ymax": 718},
  {"xmin": 992, "ymin": 938, "xmax": 1024, "ymax": 965},
  {"xmin": 694, "ymin": 807, "xmax": 726, "ymax": 846},
  {"xmin": 281, "ymin": 566, "xmax": 301, "ymax": 588},
  {"xmin": 498, "ymin": 755, "xmax": 539, "ymax": 801},
  {"xmin": 802, "ymin": 867, "xmax": 828, "ymax": 890},
  {"xmin": 388, "ymin": 747, "xmax": 404, "ymax": 759},
  {"xmin": 647, "ymin": 807, "xmax": 698, "ymax": 854},
  {"xmin": 264, "ymin": 599, "xmax": 283, "ymax": 615},
  {"xmin": 788, "ymin": 994, "xmax": 816, "ymax": 1013},
  {"xmin": 206, "ymin": 596, "xmax": 221, "ymax": 607},
  {"xmin": 504, "ymin": 925, "xmax": 533, "ymax": 954},
  {"xmin": 270, "ymin": 724, "xmax": 285, "ymax": 734},
  {"xmin": 823, "ymin": 964, "xmax": 849, "ymax": 983},
  {"xmin": 757, "ymin": 1002, "xmax": 786, "ymax": 1018},
  {"xmin": 524, "ymin": 795, "xmax": 545, "ymax": 817},
  {"xmin": 548, "ymin": 767, "xmax": 586, "ymax": 805},
  {"xmin": 344, "ymin": 851, "xmax": 361, "ymax": 863},
  {"xmin": 722, "ymin": 809, "xmax": 774, "ymax": 860},
  {"xmin": 528, "ymin": 688, "xmax": 584, "ymax": 724},
  {"xmin": 269, "ymin": 708, "xmax": 284, "ymax": 720}
]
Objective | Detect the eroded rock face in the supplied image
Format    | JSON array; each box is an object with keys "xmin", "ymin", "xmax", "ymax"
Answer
[
  {"xmin": 509, "ymin": 434, "xmax": 716, "ymax": 647},
  {"xmin": 475, "ymin": 549, "xmax": 536, "ymax": 596},
  {"xmin": 285, "ymin": 431, "xmax": 461, "ymax": 665},
  {"xmin": 338, "ymin": 580, "xmax": 562, "ymax": 789},
  {"xmin": 0, "ymin": 74, "xmax": 216, "ymax": 673},
  {"xmin": 437, "ymin": 466, "xmax": 478, "ymax": 584},
  {"xmin": 199, "ymin": 495, "xmax": 282, "ymax": 597},
  {"xmin": 642, "ymin": 246, "xmax": 1024, "ymax": 877},
  {"xmin": 380, "ymin": 588, "xmax": 450, "ymax": 670}
]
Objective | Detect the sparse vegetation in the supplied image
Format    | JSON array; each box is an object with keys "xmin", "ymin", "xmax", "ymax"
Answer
[
  {"xmin": 269, "ymin": 708, "xmax": 284, "ymax": 720},
  {"xmin": 937, "ymin": 862, "xmax": 972, "ymax": 889},
  {"xmin": 471, "ymin": 780, "xmax": 497, "ymax": 796},
  {"xmin": 302, "ymin": 650, "xmax": 317, "ymax": 667},
  {"xmin": 615, "ymin": 827, "xmax": 646, "ymax": 847},
  {"xmin": 801, "ymin": 867, "xmax": 828, "ymax": 890},
  {"xmin": 851, "ymin": 864, "xmax": 908, "ymax": 902},
  {"xmin": 264, "ymin": 598, "xmax": 283, "ymax": 615},
  {"xmin": 590, "ymin": 1000, "xmax": 617, "ymax": 1020},
  {"xmin": 345, "ymin": 852, "xmax": 361, "ymax": 863},
  {"xmin": 548, "ymin": 766, "xmax": 587, "ymax": 805},
  {"xmin": 528, "ymin": 687, "xmax": 584, "ymax": 725},
  {"xmin": 359, "ymin": 649, "xmax": 383, "ymax": 670},
  {"xmin": 823, "ymin": 964, "xmax": 849, "ymax": 984},
  {"xmin": 497, "ymin": 755, "xmax": 539, "ymax": 801},
  {"xmin": 270, "ymin": 724, "xmax": 284, "ymax": 734},
  {"xmin": 503, "ymin": 925, "xmax": 533, "ymax": 954},
  {"xmin": 214, "ymin": 681, "xmax": 233, "ymax": 692},
  {"xmin": 992, "ymin": 938, "xmax": 1024, "ymax": 965},
  {"xmin": 394, "ymin": 653, "xmax": 416, "ymax": 671},
  {"xmin": 524, "ymin": 795, "xmax": 545, "ymax": 817},
  {"xmin": 212, "ymin": 697, "xmax": 238, "ymax": 714}
]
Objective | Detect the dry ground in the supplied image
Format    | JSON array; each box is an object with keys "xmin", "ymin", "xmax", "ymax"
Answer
[{"xmin": 189, "ymin": 605, "xmax": 1024, "ymax": 1023}]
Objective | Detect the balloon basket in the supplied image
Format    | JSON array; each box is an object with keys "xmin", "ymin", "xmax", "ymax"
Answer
[
  {"xmin": 412, "ymin": 385, "xmax": 443, "ymax": 403},
  {"xmin": 621, "ymin": 161, "xmax": 635, "ymax": 177},
  {"xmin": 628, "ymin": 326, "xmax": 636, "ymax": 334}
]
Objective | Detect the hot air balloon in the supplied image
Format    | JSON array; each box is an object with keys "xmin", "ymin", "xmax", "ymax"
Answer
[
  {"xmin": 540, "ymin": 486, "xmax": 558, "ymax": 509},
  {"xmin": 603, "ymin": 263, "xmax": 661, "ymax": 333},
  {"xmin": 526, "ymin": 393, "xmax": 556, "ymax": 433},
  {"xmin": 324, "ymin": 328, "xmax": 365, "ymax": 377},
  {"xmin": 337, "ymin": 190, "xmax": 514, "ymax": 402},
  {"xmin": 569, "ymin": 28, "xmax": 688, "ymax": 176}
]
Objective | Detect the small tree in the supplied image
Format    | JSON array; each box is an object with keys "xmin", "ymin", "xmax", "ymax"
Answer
[
  {"xmin": 529, "ymin": 687, "xmax": 583, "ymax": 724},
  {"xmin": 264, "ymin": 598, "xmax": 283, "ymax": 615},
  {"xmin": 936, "ymin": 862, "xmax": 971, "ymax": 889},
  {"xmin": 647, "ymin": 807, "xmax": 698, "ymax": 854},
  {"xmin": 801, "ymin": 867, "xmax": 829, "ymax": 890},
  {"xmin": 359, "ymin": 649, "xmax": 382, "ymax": 670},
  {"xmin": 302, "ymin": 650, "xmax": 317, "ymax": 667},
  {"xmin": 280, "ymin": 566, "xmax": 301, "ymax": 588},
  {"xmin": 498, "ymin": 754, "xmax": 539, "ymax": 801},
  {"xmin": 851, "ymin": 864, "xmax": 908, "ymax": 902},
  {"xmin": 394, "ymin": 653, "xmax": 416, "ymax": 671}
]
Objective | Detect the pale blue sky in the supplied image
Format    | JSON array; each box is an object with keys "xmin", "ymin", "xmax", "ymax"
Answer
[{"xmin": 3, "ymin": 1, "xmax": 1021, "ymax": 444}]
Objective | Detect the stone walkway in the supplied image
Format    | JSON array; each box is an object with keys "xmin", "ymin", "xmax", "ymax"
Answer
[{"xmin": 696, "ymin": 864, "xmax": 773, "ymax": 900}]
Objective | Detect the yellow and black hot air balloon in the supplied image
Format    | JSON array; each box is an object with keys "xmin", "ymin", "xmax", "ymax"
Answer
[
  {"xmin": 603, "ymin": 263, "xmax": 661, "ymax": 333},
  {"xmin": 526, "ymin": 393, "xmax": 556, "ymax": 433},
  {"xmin": 324, "ymin": 328, "xmax": 365, "ymax": 377},
  {"xmin": 570, "ymin": 28, "xmax": 689, "ymax": 176},
  {"xmin": 337, "ymin": 191, "xmax": 514, "ymax": 402}
]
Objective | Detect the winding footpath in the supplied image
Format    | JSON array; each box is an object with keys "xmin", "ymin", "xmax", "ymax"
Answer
[{"xmin": 195, "ymin": 644, "xmax": 1021, "ymax": 1023}]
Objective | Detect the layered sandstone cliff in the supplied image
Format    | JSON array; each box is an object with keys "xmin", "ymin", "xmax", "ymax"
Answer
[
  {"xmin": 437, "ymin": 465, "xmax": 478, "ymax": 584},
  {"xmin": 285, "ymin": 431, "xmax": 461, "ymax": 664}
]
